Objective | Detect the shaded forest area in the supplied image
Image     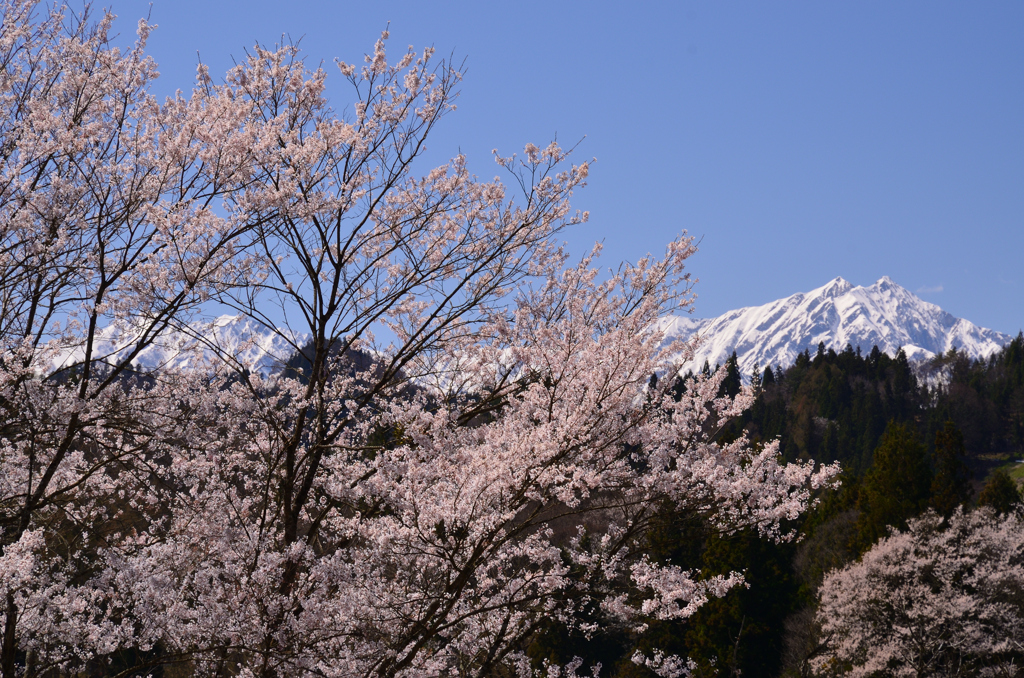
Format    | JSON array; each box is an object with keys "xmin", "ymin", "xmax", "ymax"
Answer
[{"xmin": 533, "ymin": 333, "xmax": 1024, "ymax": 678}]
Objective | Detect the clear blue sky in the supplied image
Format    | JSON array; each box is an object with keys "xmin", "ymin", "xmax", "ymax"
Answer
[{"xmin": 112, "ymin": 0, "xmax": 1024, "ymax": 335}]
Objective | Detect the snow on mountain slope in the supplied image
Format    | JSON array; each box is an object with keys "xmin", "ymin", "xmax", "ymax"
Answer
[
  {"xmin": 655, "ymin": 277, "xmax": 1013, "ymax": 379},
  {"xmin": 50, "ymin": 315, "xmax": 309, "ymax": 376},
  {"xmin": 48, "ymin": 278, "xmax": 1011, "ymax": 382}
]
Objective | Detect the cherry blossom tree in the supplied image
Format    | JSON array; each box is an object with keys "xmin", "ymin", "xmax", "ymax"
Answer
[
  {"xmin": 814, "ymin": 509, "xmax": 1024, "ymax": 678},
  {"xmin": 0, "ymin": 1, "xmax": 270, "ymax": 674},
  {"xmin": 0, "ymin": 2, "xmax": 838, "ymax": 676}
]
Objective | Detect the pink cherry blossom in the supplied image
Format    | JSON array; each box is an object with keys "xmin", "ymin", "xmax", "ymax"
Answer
[
  {"xmin": 0, "ymin": 3, "xmax": 838, "ymax": 676},
  {"xmin": 815, "ymin": 509, "xmax": 1024, "ymax": 678}
]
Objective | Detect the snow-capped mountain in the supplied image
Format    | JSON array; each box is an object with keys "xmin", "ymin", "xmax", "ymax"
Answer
[
  {"xmin": 654, "ymin": 277, "xmax": 1013, "ymax": 379},
  {"xmin": 49, "ymin": 278, "xmax": 1013, "ymax": 382},
  {"xmin": 50, "ymin": 315, "xmax": 309, "ymax": 376}
]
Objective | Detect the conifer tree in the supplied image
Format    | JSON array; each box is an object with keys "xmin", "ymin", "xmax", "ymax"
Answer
[
  {"xmin": 855, "ymin": 422, "xmax": 932, "ymax": 550},
  {"xmin": 795, "ymin": 349, "xmax": 811, "ymax": 370},
  {"xmin": 978, "ymin": 468, "xmax": 1022, "ymax": 515},
  {"xmin": 930, "ymin": 421, "xmax": 973, "ymax": 517},
  {"xmin": 722, "ymin": 351, "xmax": 742, "ymax": 398}
]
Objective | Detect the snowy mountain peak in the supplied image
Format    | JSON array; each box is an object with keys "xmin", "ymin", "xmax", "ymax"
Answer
[
  {"xmin": 46, "ymin": 280, "xmax": 1013, "ymax": 383},
  {"xmin": 816, "ymin": 276, "xmax": 853, "ymax": 299},
  {"xmin": 212, "ymin": 314, "xmax": 242, "ymax": 328},
  {"xmin": 50, "ymin": 315, "xmax": 310, "ymax": 376},
  {"xmin": 659, "ymin": 277, "xmax": 1013, "ymax": 379}
]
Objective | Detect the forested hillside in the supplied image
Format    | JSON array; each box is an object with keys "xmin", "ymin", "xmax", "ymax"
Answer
[{"xmin": 533, "ymin": 333, "xmax": 1024, "ymax": 677}]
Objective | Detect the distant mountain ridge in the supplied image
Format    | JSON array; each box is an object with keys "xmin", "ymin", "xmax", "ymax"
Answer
[
  {"xmin": 51, "ymin": 278, "xmax": 1013, "ymax": 381},
  {"xmin": 49, "ymin": 315, "xmax": 309, "ymax": 376},
  {"xmin": 654, "ymin": 277, "xmax": 1013, "ymax": 379}
]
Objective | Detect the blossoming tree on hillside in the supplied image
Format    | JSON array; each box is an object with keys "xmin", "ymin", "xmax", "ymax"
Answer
[
  {"xmin": 0, "ymin": 2, "xmax": 837, "ymax": 676},
  {"xmin": 814, "ymin": 509, "xmax": 1024, "ymax": 678}
]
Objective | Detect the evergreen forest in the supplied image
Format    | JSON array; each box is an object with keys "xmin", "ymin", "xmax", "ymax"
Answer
[{"xmin": 530, "ymin": 333, "xmax": 1024, "ymax": 677}]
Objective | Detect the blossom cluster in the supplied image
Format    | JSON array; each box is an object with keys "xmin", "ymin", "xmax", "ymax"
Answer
[{"xmin": 815, "ymin": 509, "xmax": 1024, "ymax": 678}]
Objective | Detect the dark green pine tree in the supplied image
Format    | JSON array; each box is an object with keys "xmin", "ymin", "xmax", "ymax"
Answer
[
  {"xmin": 814, "ymin": 341, "xmax": 826, "ymax": 364},
  {"xmin": 978, "ymin": 468, "xmax": 1022, "ymax": 515},
  {"xmin": 795, "ymin": 349, "xmax": 811, "ymax": 370},
  {"xmin": 721, "ymin": 351, "xmax": 742, "ymax": 398},
  {"xmin": 890, "ymin": 347, "xmax": 917, "ymax": 417},
  {"xmin": 930, "ymin": 421, "xmax": 973, "ymax": 517},
  {"xmin": 679, "ymin": 531, "xmax": 797, "ymax": 678},
  {"xmin": 1002, "ymin": 332, "xmax": 1024, "ymax": 448},
  {"xmin": 628, "ymin": 512, "xmax": 798, "ymax": 678},
  {"xmin": 855, "ymin": 421, "xmax": 933, "ymax": 551}
]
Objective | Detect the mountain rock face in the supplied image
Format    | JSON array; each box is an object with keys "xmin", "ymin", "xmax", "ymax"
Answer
[{"xmin": 655, "ymin": 277, "xmax": 1013, "ymax": 379}]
